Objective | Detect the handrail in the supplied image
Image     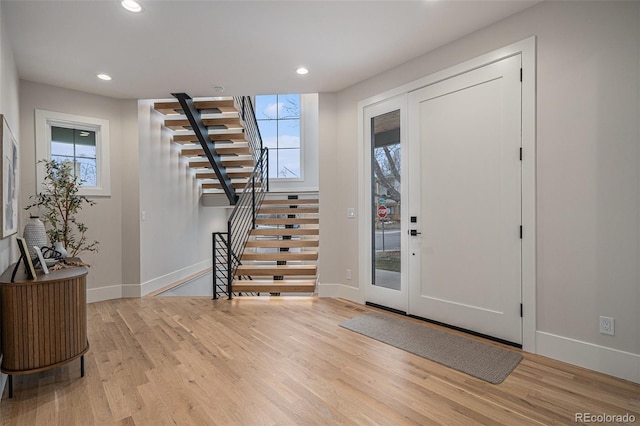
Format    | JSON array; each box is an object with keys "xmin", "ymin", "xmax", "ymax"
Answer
[
  {"xmin": 234, "ymin": 96, "xmax": 263, "ymax": 164},
  {"xmin": 209, "ymin": 96, "xmax": 268, "ymax": 299},
  {"xmin": 213, "ymin": 148, "xmax": 269, "ymax": 299}
]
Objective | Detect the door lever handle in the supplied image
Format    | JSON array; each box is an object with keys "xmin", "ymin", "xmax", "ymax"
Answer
[{"xmin": 410, "ymin": 230, "xmax": 422, "ymax": 236}]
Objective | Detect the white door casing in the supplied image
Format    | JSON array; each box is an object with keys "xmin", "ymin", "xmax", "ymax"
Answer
[{"xmin": 357, "ymin": 37, "xmax": 535, "ymax": 351}]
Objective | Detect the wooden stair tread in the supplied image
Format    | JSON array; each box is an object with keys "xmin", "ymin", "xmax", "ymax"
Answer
[
  {"xmin": 245, "ymin": 239, "xmax": 319, "ymax": 248},
  {"xmin": 258, "ymin": 207, "xmax": 319, "ymax": 214},
  {"xmin": 260, "ymin": 199, "xmax": 319, "ymax": 205},
  {"xmin": 255, "ymin": 218, "xmax": 319, "ymax": 225},
  {"xmin": 202, "ymin": 182, "xmax": 248, "ymax": 190},
  {"xmin": 240, "ymin": 252, "xmax": 318, "ymax": 261},
  {"xmin": 164, "ymin": 117, "xmax": 242, "ymax": 130},
  {"xmin": 235, "ymin": 265, "xmax": 317, "ymax": 275},
  {"xmin": 250, "ymin": 228, "xmax": 319, "ymax": 236},
  {"xmin": 231, "ymin": 280, "xmax": 316, "ymax": 293},
  {"xmin": 190, "ymin": 159, "xmax": 255, "ymax": 168},
  {"xmin": 154, "ymin": 99, "xmax": 236, "ymax": 115},
  {"xmin": 173, "ymin": 133, "xmax": 247, "ymax": 144},
  {"xmin": 197, "ymin": 170, "xmax": 254, "ymax": 179},
  {"xmin": 181, "ymin": 146, "xmax": 251, "ymax": 157}
]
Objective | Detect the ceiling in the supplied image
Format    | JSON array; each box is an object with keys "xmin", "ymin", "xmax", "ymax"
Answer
[{"xmin": 3, "ymin": 0, "xmax": 538, "ymax": 100}]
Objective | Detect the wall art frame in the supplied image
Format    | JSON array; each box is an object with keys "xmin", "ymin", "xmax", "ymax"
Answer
[{"xmin": 1, "ymin": 114, "xmax": 19, "ymax": 238}]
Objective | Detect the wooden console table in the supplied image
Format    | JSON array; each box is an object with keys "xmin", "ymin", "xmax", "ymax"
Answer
[{"xmin": 0, "ymin": 263, "xmax": 89, "ymax": 398}]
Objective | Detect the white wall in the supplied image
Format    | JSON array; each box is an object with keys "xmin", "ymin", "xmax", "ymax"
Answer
[
  {"xmin": 19, "ymin": 80, "xmax": 137, "ymax": 302},
  {"xmin": 120, "ymin": 100, "xmax": 141, "ymax": 294},
  {"xmin": 319, "ymin": 1, "xmax": 640, "ymax": 382},
  {"xmin": 0, "ymin": 0, "xmax": 21, "ymax": 397},
  {"xmin": 136, "ymin": 100, "xmax": 229, "ymax": 296}
]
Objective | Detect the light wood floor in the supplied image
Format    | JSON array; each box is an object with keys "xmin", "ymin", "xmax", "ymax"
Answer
[{"xmin": 1, "ymin": 297, "xmax": 638, "ymax": 425}]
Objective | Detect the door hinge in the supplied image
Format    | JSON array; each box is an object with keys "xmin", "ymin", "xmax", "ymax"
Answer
[
  {"xmin": 520, "ymin": 226, "xmax": 523, "ymax": 239},
  {"xmin": 520, "ymin": 303, "xmax": 523, "ymax": 317},
  {"xmin": 520, "ymin": 68, "xmax": 523, "ymax": 82},
  {"xmin": 519, "ymin": 147, "xmax": 523, "ymax": 161}
]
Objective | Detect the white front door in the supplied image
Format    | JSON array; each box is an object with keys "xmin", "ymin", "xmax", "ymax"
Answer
[
  {"xmin": 365, "ymin": 95, "xmax": 408, "ymax": 312},
  {"xmin": 407, "ymin": 55, "xmax": 523, "ymax": 344}
]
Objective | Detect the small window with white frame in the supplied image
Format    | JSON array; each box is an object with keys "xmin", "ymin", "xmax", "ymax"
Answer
[{"xmin": 35, "ymin": 110, "xmax": 111, "ymax": 197}]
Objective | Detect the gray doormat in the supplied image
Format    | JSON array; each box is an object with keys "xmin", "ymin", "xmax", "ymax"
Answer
[{"xmin": 340, "ymin": 312, "xmax": 522, "ymax": 384}]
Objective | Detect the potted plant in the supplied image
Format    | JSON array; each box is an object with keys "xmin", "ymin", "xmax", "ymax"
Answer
[{"xmin": 25, "ymin": 160, "xmax": 99, "ymax": 257}]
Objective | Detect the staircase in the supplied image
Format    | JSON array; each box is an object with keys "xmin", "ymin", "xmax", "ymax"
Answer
[
  {"xmin": 154, "ymin": 96, "xmax": 261, "ymax": 202},
  {"xmin": 233, "ymin": 193, "xmax": 319, "ymax": 294},
  {"xmin": 154, "ymin": 94, "xmax": 318, "ymax": 298}
]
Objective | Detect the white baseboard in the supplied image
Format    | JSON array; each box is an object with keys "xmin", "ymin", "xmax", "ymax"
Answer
[
  {"xmin": 139, "ymin": 259, "xmax": 212, "ymax": 297},
  {"xmin": 87, "ymin": 284, "xmax": 123, "ymax": 303},
  {"xmin": 536, "ymin": 331, "xmax": 640, "ymax": 384},
  {"xmin": 317, "ymin": 282, "xmax": 363, "ymax": 303},
  {"xmin": 85, "ymin": 260, "xmax": 212, "ymax": 302}
]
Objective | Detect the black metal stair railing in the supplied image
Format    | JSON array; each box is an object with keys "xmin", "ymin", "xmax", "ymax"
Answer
[
  {"xmin": 212, "ymin": 232, "xmax": 254, "ymax": 298},
  {"xmin": 212, "ymin": 148, "xmax": 269, "ymax": 299},
  {"xmin": 212, "ymin": 232, "xmax": 231, "ymax": 298},
  {"xmin": 234, "ymin": 96, "xmax": 263, "ymax": 165}
]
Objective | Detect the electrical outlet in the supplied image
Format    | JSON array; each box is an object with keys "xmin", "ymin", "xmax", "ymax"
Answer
[
  {"xmin": 599, "ymin": 316, "xmax": 615, "ymax": 335},
  {"xmin": 346, "ymin": 269, "xmax": 352, "ymax": 280}
]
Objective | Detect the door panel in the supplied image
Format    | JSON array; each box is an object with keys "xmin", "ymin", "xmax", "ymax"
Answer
[{"xmin": 408, "ymin": 55, "xmax": 522, "ymax": 344}]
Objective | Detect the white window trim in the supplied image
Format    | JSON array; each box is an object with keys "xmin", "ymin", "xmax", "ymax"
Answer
[{"xmin": 35, "ymin": 109, "xmax": 111, "ymax": 197}]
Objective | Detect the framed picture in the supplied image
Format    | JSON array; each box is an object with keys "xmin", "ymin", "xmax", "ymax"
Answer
[
  {"xmin": 1, "ymin": 115, "xmax": 19, "ymax": 238},
  {"xmin": 34, "ymin": 246, "xmax": 49, "ymax": 274},
  {"xmin": 16, "ymin": 237, "xmax": 37, "ymax": 280}
]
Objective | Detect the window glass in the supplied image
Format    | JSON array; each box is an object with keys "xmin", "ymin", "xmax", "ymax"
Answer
[
  {"xmin": 277, "ymin": 120, "xmax": 300, "ymax": 148},
  {"xmin": 256, "ymin": 94, "xmax": 302, "ymax": 179},
  {"xmin": 276, "ymin": 94, "xmax": 300, "ymax": 119},
  {"xmin": 50, "ymin": 126, "xmax": 97, "ymax": 186},
  {"xmin": 258, "ymin": 120, "xmax": 278, "ymax": 149},
  {"xmin": 277, "ymin": 148, "xmax": 301, "ymax": 178},
  {"xmin": 255, "ymin": 95, "xmax": 278, "ymax": 120}
]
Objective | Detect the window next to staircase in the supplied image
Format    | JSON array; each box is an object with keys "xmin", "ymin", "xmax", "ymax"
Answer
[
  {"xmin": 255, "ymin": 94, "xmax": 302, "ymax": 180},
  {"xmin": 35, "ymin": 109, "xmax": 111, "ymax": 197}
]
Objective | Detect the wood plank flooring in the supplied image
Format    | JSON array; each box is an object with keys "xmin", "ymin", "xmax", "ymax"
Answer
[{"xmin": 1, "ymin": 297, "xmax": 638, "ymax": 425}]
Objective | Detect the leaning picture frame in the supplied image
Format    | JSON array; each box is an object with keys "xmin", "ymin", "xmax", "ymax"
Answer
[
  {"xmin": 16, "ymin": 237, "xmax": 37, "ymax": 280},
  {"xmin": 1, "ymin": 115, "xmax": 19, "ymax": 238},
  {"xmin": 34, "ymin": 246, "xmax": 49, "ymax": 274}
]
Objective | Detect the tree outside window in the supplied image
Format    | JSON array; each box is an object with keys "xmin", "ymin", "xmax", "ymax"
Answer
[{"xmin": 255, "ymin": 94, "xmax": 301, "ymax": 179}]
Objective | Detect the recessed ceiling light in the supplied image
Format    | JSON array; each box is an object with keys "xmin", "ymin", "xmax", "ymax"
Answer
[
  {"xmin": 97, "ymin": 74, "xmax": 112, "ymax": 81},
  {"xmin": 121, "ymin": 0, "xmax": 142, "ymax": 13},
  {"xmin": 296, "ymin": 67, "xmax": 309, "ymax": 75}
]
